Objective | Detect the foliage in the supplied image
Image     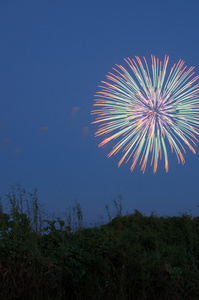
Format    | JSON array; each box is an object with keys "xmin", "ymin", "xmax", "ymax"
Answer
[{"xmin": 0, "ymin": 186, "xmax": 199, "ymax": 299}]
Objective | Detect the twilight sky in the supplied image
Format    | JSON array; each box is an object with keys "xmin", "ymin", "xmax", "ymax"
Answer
[{"xmin": 1, "ymin": 0, "xmax": 199, "ymax": 224}]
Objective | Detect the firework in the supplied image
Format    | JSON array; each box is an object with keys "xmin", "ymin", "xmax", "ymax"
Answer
[{"xmin": 91, "ymin": 55, "xmax": 199, "ymax": 173}]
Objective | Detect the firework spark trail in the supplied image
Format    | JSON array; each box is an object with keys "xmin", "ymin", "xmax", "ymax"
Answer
[{"xmin": 91, "ymin": 55, "xmax": 199, "ymax": 173}]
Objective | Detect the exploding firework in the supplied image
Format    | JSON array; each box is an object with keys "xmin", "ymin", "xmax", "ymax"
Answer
[{"xmin": 91, "ymin": 55, "xmax": 199, "ymax": 173}]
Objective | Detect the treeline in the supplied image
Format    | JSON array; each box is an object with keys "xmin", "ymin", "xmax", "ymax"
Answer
[{"xmin": 0, "ymin": 185, "xmax": 199, "ymax": 299}]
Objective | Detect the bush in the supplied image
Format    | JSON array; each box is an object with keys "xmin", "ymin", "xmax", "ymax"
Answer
[{"xmin": 0, "ymin": 186, "xmax": 199, "ymax": 299}]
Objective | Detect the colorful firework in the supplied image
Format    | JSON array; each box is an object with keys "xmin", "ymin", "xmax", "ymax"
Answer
[{"xmin": 91, "ymin": 55, "xmax": 199, "ymax": 173}]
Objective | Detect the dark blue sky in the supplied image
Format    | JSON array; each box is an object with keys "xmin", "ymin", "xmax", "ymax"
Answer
[{"xmin": 1, "ymin": 0, "xmax": 199, "ymax": 224}]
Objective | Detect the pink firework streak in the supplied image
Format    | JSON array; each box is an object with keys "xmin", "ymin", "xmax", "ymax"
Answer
[{"xmin": 91, "ymin": 55, "xmax": 199, "ymax": 173}]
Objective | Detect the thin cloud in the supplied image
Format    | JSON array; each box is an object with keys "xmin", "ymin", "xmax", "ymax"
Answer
[
  {"xmin": 12, "ymin": 146, "xmax": 20, "ymax": 155},
  {"xmin": 81, "ymin": 126, "xmax": 89, "ymax": 138},
  {"xmin": 2, "ymin": 138, "xmax": 11, "ymax": 146},
  {"xmin": 38, "ymin": 126, "xmax": 49, "ymax": 132},
  {"xmin": 71, "ymin": 106, "xmax": 79, "ymax": 116}
]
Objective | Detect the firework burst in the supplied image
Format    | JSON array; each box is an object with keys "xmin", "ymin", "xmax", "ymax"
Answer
[{"xmin": 91, "ymin": 55, "xmax": 199, "ymax": 173}]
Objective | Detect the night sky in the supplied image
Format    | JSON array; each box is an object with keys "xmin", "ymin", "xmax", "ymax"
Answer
[{"xmin": 1, "ymin": 0, "xmax": 199, "ymax": 224}]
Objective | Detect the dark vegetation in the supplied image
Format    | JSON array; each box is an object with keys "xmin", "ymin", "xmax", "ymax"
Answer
[{"xmin": 0, "ymin": 185, "xmax": 199, "ymax": 299}]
